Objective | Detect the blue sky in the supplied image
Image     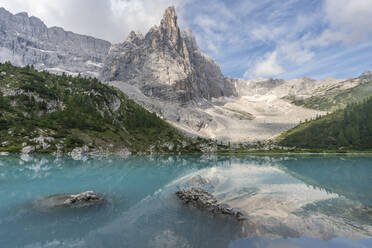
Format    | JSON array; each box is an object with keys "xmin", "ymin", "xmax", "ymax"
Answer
[
  {"xmin": 0, "ymin": 0, "xmax": 371, "ymax": 80},
  {"xmin": 181, "ymin": 0, "xmax": 372, "ymax": 80}
]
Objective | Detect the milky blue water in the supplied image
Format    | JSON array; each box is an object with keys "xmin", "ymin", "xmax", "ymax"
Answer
[{"xmin": 0, "ymin": 155, "xmax": 372, "ymax": 248}]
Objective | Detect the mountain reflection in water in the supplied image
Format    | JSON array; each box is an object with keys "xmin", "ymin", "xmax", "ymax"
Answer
[{"xmin": 0, "ymin": 155, "xmax": 371, "ymax": 248}]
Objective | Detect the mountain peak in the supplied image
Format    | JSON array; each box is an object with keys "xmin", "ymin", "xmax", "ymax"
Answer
[
  {"xmin": 301, "ymin": 76, "xmax": 314, "ymax": 82},
  {"xmin": 161, "ymin": 6, "xmax": 177, "ymax": 29},
  {"xmin": 159, "ymin": 6, "xmax": 182, "ymax": 51},
  {"xmin": 361, "ymin": 71, "xmax": 372, "ymax": 76},
  {"xmin": 126, "ymin": 31, "xmax": 144, "ymax": 46},
  {"xmin": 102, "ymin": 6, "xmax": 235, "ymax": 103},
  {"xmin": 15, "ymin": 12, "xmax": 28, "ymax": 18},
  {"xmin": 0, "ymin": 7, "xmax": 10, "ymax": 16},
  {"xmin": 359, "ymin": 70, "xmax": 372, "ymax": 83}
]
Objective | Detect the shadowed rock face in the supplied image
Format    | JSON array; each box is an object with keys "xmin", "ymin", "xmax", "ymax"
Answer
[
  {"xmin": 101, "ymin": 7, "xmax": 236, "ymax": 103},
  {"xmin": 0, "ymin": 7, "xmax": 111, "ymax": 77}
]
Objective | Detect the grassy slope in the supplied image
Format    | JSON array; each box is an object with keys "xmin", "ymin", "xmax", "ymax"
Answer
[
  {"xmin": 288, "ymin": 81, "xmax": 372, "ymax": 111},
  {"xmin": 223, "ymin": 107, "xmax": 255, "ymax": 120},
  {"xmin": 0, "ymin": 63, "xmax": 210, "ymax": 154}
]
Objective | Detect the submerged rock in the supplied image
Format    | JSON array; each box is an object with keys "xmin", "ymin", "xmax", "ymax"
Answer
[
  {"xmin": 175, "ymin": 188, "xmax": 245, "ymax": 220},
  {"xmin": 38, "ymin": 191, "xmax": 105, "ymax": 209}
]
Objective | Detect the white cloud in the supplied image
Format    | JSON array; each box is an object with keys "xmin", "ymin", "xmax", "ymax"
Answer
[
  {"xmin": 245, "ymin": 51, "xmax": 283, "ymax": 78},
  {"xmin": 324, "ymin": 0, "xmax": 372, "ymax": 43},
  {"xmin": 250, "ymin": 25, "xmax": 287, "ymax": 42},
  {"xmin": 192, "ymin": 14, "xmax": 228, "ymax": 54},
  {"xmin": 302, "ymin": 1, "xmax": 372, "ymax": 49},
  {"xmin": 279, "ymin": 41, "xmax": 314, "ymax": 64},
  {"xmin": 189, "ymin": 1, "xmax": 237, "ymax": 56},
  {"xmin": 241, "ymin": 0, "xmax": 372, "ymax": 79},
  {"xmin": 303, "ymin": 0, "xmax": 372, "ymax": 48}
]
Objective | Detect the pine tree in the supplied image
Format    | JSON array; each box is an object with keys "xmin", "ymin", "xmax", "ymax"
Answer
[{"xmin": 337, "ymin": 130, "xmax": 348, "ymax": 146}]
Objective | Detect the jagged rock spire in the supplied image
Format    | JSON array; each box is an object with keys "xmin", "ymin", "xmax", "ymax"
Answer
[
  {"xmin": 161, "ymin": 6, "xmax": 178, "ymax": 30},
  {"xmin": 160, "ymin": 6, "xmax": 183, "ymax": 53},
  {"xmin": 102, "ymin": 5, "xmax": 235, "ymax": 103}
]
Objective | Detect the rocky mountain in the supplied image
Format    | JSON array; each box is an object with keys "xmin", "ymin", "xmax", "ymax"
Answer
[
  {"xmin": 283, "ymin": 72, "xmax": 372, "ymax": 111},
  {"xmin": 101, "ymin": 7, "xmax": 235, "ymax": 103},
  {"xmin": 0, "ymin": 7, "xmax": 111, "ymax": 77},
  {"xmin": 1, "ymin": 6, "xmax": 371, "ymax": 143},
  {"xmin": 102, "ymin": 7, "xmax": 366, "ymax": 142},
  {"xmin": 233, "ymin": 77, "xmax": 344, "ymax": 99}
]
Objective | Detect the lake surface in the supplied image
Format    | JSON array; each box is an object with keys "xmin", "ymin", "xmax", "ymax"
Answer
[{"xmin": 0, "ymin": 154, "xmax": 372, "ymax": 248}]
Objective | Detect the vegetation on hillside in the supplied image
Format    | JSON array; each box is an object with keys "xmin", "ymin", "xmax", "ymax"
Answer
[
  {"xmin": 0, "ymin": 62, "xmax": 213, "ymax": 154},
  {"xmin": 278, "ymin": 97, "xmax": 372, "ymax": 150},
  {"xmin": 287, "ymin": 81, "xmax": 372, "ymax": 111}
]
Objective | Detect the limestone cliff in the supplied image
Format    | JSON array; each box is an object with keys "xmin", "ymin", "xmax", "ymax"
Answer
[{"xmin": 0, "ymin": 7, "xmax": 111, "ymax": 77}]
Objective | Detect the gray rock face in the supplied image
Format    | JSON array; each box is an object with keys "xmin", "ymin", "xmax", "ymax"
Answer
[
  {"xmin": 37, "ymin": 191, "xmax": 105, "ymax": 209},
  {"xmin": 232, "ymin": 77, "xmax": 324, "ymax": 98},
  {"xmin": 0, "ymin": 7, "xmax": 111, "ymax": 77},
  {"xmin": 101, "ymin": 7, "xmax": 235, "ymax": 103},
  {"xmin": 175, "ymin": 188, "xmax": 245, "ymax": 220},
  {"xmin": 359, "ymin": 71, "xmax": 372, "ymax": 84}
]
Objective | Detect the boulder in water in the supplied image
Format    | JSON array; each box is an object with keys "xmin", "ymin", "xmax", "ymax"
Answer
[
  {"xmin": 175, "ymin": 188, "xmax": 245, "ymax": 220},
  {"xmin": 38, "ymin": 191, "xmax": 105, "ymax": 209}
]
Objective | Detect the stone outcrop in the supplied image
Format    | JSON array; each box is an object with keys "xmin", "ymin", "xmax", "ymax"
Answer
[
  {"xmin": 37, "ymin": 191, "xmax": 105, "ymax": 209},
  {"xmin": 360, "ymin": 71, "xmax": 372, "ymax": 84},
  {"xmin": 101, "ymin": 7, "xmax": 235, "ymax": 103},
  {"xmin": 22, "ymin": 146, "xmax": 35, "ymax": 154},
  {"xmin": 0, "ymin": 7, "xmax": 111, "ymax": 77},
  {"xmin": 175, "ymin": 188, "xmax": 245, "ymax": 220}
]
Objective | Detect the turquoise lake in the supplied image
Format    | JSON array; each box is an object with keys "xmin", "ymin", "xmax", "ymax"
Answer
[{"xmin": 0, "ymin": 155, "xmax": 372, "ymax": 248}]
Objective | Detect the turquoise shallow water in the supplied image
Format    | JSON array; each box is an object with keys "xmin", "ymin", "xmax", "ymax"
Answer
[{"xmin": 0, "ymin": 154, "xmax": 372, "ymax": 248}]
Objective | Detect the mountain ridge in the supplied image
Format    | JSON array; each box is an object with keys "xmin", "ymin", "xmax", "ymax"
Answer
[
  {"xmin": 0, "ymin": 7, "xmax": 111, "ymax": 77},
  {"xmin": 1, "ymin": 6, "xmax": 371, "ymax": 143}
]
